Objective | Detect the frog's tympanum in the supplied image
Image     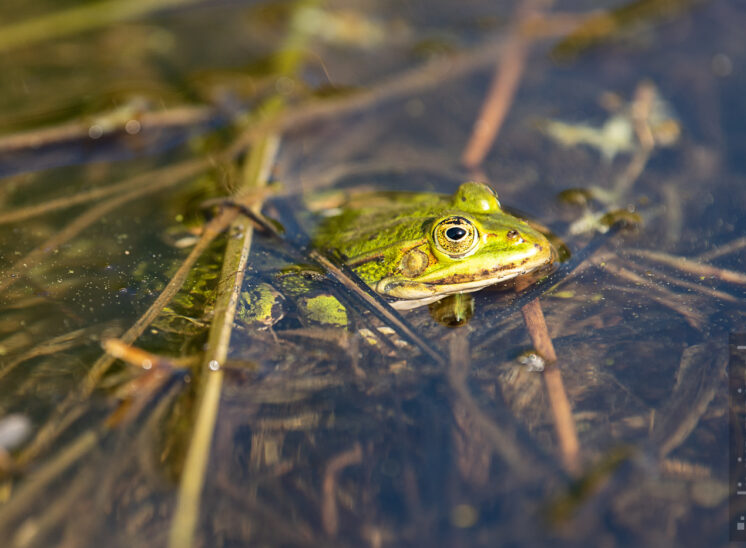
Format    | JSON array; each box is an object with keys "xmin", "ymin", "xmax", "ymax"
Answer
[{"xmin": 239, "ymin": 181, "xmax": 555, "ymax": 329}]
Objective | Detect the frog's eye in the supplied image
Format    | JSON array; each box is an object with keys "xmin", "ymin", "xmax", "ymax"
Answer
[{"xmin": 433, "ymin": 216, "xmax": 479, "ymax": 258}]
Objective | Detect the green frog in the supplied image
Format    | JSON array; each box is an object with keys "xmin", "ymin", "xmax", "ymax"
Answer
[{"xmin": 238, "ymin": 181, "xmax": 556, "ymax": 329}]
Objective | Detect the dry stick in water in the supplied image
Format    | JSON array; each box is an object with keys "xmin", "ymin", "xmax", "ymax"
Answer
[
  {"xmin": 0, "ymin": 0, "xmax": 204, "ymax": 53},
  {"xmin": 13, "ymin": 205, "xmax": 241, "ymax": 468},
  {"xmin": 461, "ymin": 1, "xmax": 537, "ymax": 169},
  {"xmin": 229, "ymin": 204, "xmax": 445, "ymax": 366},
  {"xmin": 625, "ymin": 249, "xmax": 746, "ymax": 285},
  {"xmin": 0, "ymin": 158, "xmax": 208, "ymax": 295},
  {"xmin": 447, "ymin": 331, "xmax": 538, "ymax": 479},
  {"xmin": 168, "ymin": 135, "xmax": 282, "ymax": 548},
  {"xmin": 520, "ymin": 298, "xmax": 580, "ymax": 475},
  {"xmin": 0, "ymin": 106, "xmax": 211, "ymax": 158},
  {"xmin": 0, "ymin": 154, "xmax": 210, "ymax": 227},
  {"xmin": 321, "ymin": 443, "xmax": 363, "ymax": 536},
  {"xmin": 458, "ymin": 0, "xmax": 580, "ymax": 473}
]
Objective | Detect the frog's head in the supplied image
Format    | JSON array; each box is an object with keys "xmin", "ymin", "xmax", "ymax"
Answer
[{"xmin": 375, "ymin": 182, "xmax": 555, "ymax": 305}]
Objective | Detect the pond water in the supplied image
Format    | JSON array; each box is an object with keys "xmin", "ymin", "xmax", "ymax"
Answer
[{"xmin": 0, "ymin": 0, "xmax": 744, "ymax": 546}]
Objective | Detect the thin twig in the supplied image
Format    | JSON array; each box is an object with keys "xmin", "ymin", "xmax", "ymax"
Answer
[
  {"xmin": 0, "ymin": 430, "xmax": 100, "ymax": 534},
  {"xmin": 168, "ymin": 142, "xmax": 277, "ymax": 548},
  {"xmin": 0, "ymin": 154, "xmax": 209, "ymax": 227},
  {"xmin": 696, "ymin": 236, "xmax": 746, "ymax": 262},
  {"xmin": 461, "ymin": 1, "xmax": 539, "ymax": 169},
  {"xmin": 520, "ymin": 298, "xmax": 580, "ymax": 475},
  {"xmin": 0, "ymin": 106, "xmax": 211, "ymax": 157},
  {"xmin": 321, "ymin": 443, "xmax": 363, "ymax": 536},
  {"xmin": 446, "ymin": 331, "xmax": 539, "ymax": 479},
  {"xmin": 622, "ymin": 260, "xmax": 741, "ymax": 303},
  {"xmin": 0, "ymin": 327, "xmax": 94, "ymax": 382},
  {"xmin": 625, "ymin": 249, "xmax": 746, "ymax": 285},
  {"xmin": 0, "ymin": 158, "xmax": 207, "ymax": 294}
]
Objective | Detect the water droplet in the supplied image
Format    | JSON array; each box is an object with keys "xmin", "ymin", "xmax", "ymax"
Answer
[
  {"xmin": 517, "ymin": 351, "xmax": 545, "ymax": 372},
  {"xmin": 142, "ymin": 359, "xmax": 152, "ymax": 370},
  {"xmin": 0, "ymin": 414, "xmax": 32, "ymax": 451},
  {"xmin": 208, "ymin": 360, "xmax": 220, "ymax": 371},
  {"xmin": 124, "ymin": 119, "xmax": 141, "ymax": 135},
  {"xmin": 88, "ymin": 125, "xmax": 104, "ymax": 139}
]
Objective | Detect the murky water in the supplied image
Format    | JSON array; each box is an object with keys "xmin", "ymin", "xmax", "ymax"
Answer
[{"xmin": 0, "ymin": 0, "xmax": 744, "ymax": 546}]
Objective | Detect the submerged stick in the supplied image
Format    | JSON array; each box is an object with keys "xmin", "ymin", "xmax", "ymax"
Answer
[
  {"xmin": 625, "ymin": 248, "xmax": 746, "ymax": 285},
  {"xmin": 520, "ymin": 298, "xmax": 580, "ymax": 475},
  {"xmin": 447, "ymin": 331, "xmax": 540, "ymax": 479},
  {"xmin": 321, "ymin": 443, "xmax": 363, "ymax": 536},
  {"xmin": 0, "ymin": 158, "xmax": 207, "ymax": 294},
  {"xmin": 0, "ymin": 150, "xmax": 209, "ymax": 226},
  {"xmin": 168, "ymin": 138, "xmax": 279, "ymax": 548},
  {"xmin": 168, "ymin": 0, "xmax": 315, "ymax": 536},
  {"xmin": 229, "ymin": 203, "xmax": 446, "ymax": 366},
  {"xmin": 461, "ymin": 0, "xmax": 540, "ymax": 168}
]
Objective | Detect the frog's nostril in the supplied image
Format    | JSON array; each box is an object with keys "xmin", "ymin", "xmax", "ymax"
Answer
[{"xmin": 506, "ymin": 229, "xmax": 523, "ymax": 243}]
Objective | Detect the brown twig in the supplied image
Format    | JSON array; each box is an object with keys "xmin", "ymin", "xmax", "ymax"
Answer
[
  {"xmin": 696, "ymin": 236, "xmax": 746, "ymax": 262},
  {"xmin": 461, "ymin": 1, "xmax": 540, "ymax": 169},
  {"xmin": 0, "ymin": 327, "xmax": 93, "ymax": 382},
  {"xmin": 0, "ymin": 156, "xmax": 207, "ymax": 226},
  {"xmin": 13, "ymin": 204, "xmax": 241, "ymax": 467},
  {"xmin": 0, "ymin": 158, "xmax": 208, "ymax": 294},
  {"xmin": 321, "ymin": 443, "xmax": 363, "ymax": 536},
  {"xmin": 446, "ymin": 331, "xmax": 538, "ymax": 479},
  {"xmin": 0, "ymin": 105, "xmax": 212, "ymax": 156},
  {"xmin": 520, "ymin": 298, "xmax": 581, "ymax": 476},
  {"xmin": 625, "ymin": 249, "xmax": 746, "ymax": 285}
]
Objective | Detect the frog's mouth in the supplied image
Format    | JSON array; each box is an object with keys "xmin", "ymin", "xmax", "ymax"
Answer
[{"xmin": 376, "ymin": 243, "xmax": 556, "ymax": 310}]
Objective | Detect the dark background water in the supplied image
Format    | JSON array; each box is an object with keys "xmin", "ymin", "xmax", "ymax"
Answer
[{"xmin": 0, "ymin": 0, "xmax": 744, "ymax": 546}]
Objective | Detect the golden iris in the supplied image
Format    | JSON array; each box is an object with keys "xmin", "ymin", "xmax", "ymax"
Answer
[{"xmin": 433, "ymin": 216, "xmax": 479, "ymax": 258}]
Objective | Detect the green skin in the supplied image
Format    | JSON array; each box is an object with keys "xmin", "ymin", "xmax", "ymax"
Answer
[
  {"xmin": 312, "ymin": 181, "xmax": 555, "ymax": 309},
  {"xmin": 241, "ymin": 182, "xmax": 555, "ymax": 326}
]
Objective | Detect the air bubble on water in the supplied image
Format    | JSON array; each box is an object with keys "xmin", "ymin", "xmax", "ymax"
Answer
[
  {"xmin": 517, "ymin": 351, "xmax": 545, "ymax": 372},
  {"xmin": 0, "ymin": 414, "xmax": 32, "ymax": 451},
  {"xmin": 88, "ymin": 125, "xmax": 104, "ymax": 139},
  {"xmin": 125, "ymin": 119, "xmax": 141, "ymax": 135}
]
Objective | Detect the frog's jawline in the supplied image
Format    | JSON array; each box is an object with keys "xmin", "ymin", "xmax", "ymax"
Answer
[{"xmin": 383, "ymin": 269, "xmax": 526, "ymax": 310}]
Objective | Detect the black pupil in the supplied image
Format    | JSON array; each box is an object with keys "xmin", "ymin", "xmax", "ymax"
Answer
[{"xmin": 446, "ymin": 227, "xmax": 467, "ymax": 241}]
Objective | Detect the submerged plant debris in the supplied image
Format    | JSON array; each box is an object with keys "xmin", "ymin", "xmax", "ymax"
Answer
[{"xmin": 0, "ymin": 0, "xmax": 744, "ymax": 547}]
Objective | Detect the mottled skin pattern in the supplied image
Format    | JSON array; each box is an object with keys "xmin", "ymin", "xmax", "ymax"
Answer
[{"xmin": 311, "ymin": 182, "xmax": 555, "ymax": 308}]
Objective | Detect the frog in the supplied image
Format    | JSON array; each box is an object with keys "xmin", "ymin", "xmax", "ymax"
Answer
[{"xmin": 238, "ymin": 181, "xmax": 556, "ymax": 330}]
